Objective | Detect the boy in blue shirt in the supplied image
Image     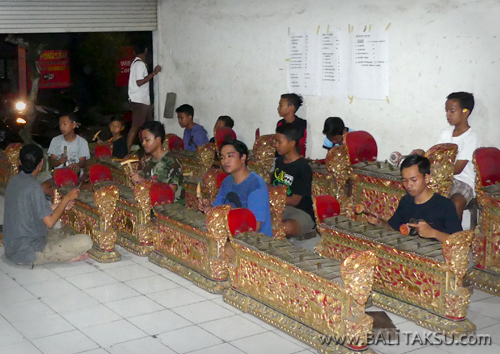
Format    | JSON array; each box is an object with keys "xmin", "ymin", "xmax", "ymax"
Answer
[
  {"xmin": 176, "ymin": 104, "xmax": 209, "ymax": 151},
  {"xmin": 200, "ymin": 139, "xmax": 272, "ymax": 236}
]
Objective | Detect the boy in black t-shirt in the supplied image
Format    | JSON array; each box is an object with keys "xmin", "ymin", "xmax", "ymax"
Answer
[
  {"xmin": 368, "ymin": 155, "xmax": 462, "ymax": 242},
  {"xmin": 276, "ymin": 93, "xmax": 307, "ymax": 157},
  {"xmin": 271, "ymin": 123, "xmax": 315, "ymax": 238}
]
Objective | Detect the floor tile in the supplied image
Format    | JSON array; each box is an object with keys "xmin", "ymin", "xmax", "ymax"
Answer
[
  {"xmin": 125, "ymin": 275, "xmax": 180, "ymax": 294},
  {"xmin": 23, "ymin": 278, "xmax": 81, "ymax": 298},
  {"xmin": 0, "ymin": 284, "xmax": 36, "ymax": 304},
  {"xmin": 0, "ymin": 340, "xmax": 43, "ymax": 354},
  {"xmin": 438, "ymin": 341, "xmax": 500, "ymax": 354},
  {"xmin": 0, "ymin": 298, "xmax": 54, "ymax": 323},
  {"xmin": 75, "ymin": 349, "xmax": 109, "ymax": 354},
  {"xmin": 106, "ymin": 336, "xmax": 176, "ymax": 354},
  {"xmin": 128, "ymin": 309, "xmax": 192, "ymax": 335},
  {"xmin": 273, "ymin": 329, "xmax": 311, "ymax": 349},
  {"xmin": 105, "ymin": 295, "xmax": 165, "ymax": 318},
  {"xmin": 0, "ymin": 272, "xmax": 21, "ymax": 289},
  {"xmin": 469, "ymin": 296, "xmax": 500, "ymax": 321},
  {"xmin": 103, "ymin": 264, "xmax": 156, "ymax": 282},
  {"xmin": 185, "ymin": 284, "xmax": 221, "ymax": 300},
  {"xmin": 239, "ymin": 312, "xmax": 276, "ymax": 331},
  {"xmin": 212, "ymin": 297, "xmax": 244, "ymax": 315},
  {"xmin": 65, "ymin": 271, "xmax": 119, "ymax": 290},
  {"xmin": 172, "ymin": 300, "xmax": 235, "ymax": 324},
  {"xmin": 84, "ymin": 282, "xmax": 140, "ymax": 303},
  {"xmin": 41, "ymin": 290, "xmax": 100, "ymax": 313},
  {"xmin": 32, "ymin": 330, "xmax": 98, "ymax": 354},
  {"xmin": 188, "ymin": 343, "xmax": 245, "ymax": 354},
  {"xmin": 230, "ymin": 331, "xmax": 303, "ymax": 354},
  {"xmin": 60, "ymin": 304, "xmax": 122, "ymax": 329},
  {"xmin": 464, "ymin": 310, "xmax": 498, "ymax": 330},
  {"xmin": 469, "ymin": 289, "xmax": 496, "ymax": 303},
  {"xmin": 0, "ymin": 322, "xmax": 24, "ymax": 347},
  {"xmin": 161, "ymin": 271, "xmax": 197, "ymax": 286},
  {"xmin": 199, "ymin": 315, "xmax": 267, "ymax": 341},
  {"xmin": 91, "ymin": 258, "xmax": 137, "ymax": 271},
  {"xmin": 147, "ymin": 287, "xmax": 205, "ymax": 308},
  {"xmin": 158, "ymin": 325, "xmax": 223, "ymax": 353},
  {"xmin": 81, "ymin": 319, "xmax": 147, "ymax": 348},
  {"xmin": 9, "ymin": 267, "xmax": 61, "ymax": 286},
  {"xmin": 44, "ymin": 261, "xmax": 98, "ymax": 278},
  {"xmin": 11, "ymin": 313, "xmax": 75, "ymax": 340}
]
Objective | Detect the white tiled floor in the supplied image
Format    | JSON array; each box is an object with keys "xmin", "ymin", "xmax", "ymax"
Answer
[
  {"xmin": 1, "ymin": 191, "xmax": 499, "ymax": 354},
  {"xmin": 0, "ymin": 246, "xmax": 499, "ymax": 354}
]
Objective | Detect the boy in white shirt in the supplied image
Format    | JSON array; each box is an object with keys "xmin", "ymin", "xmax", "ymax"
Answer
[{"xmin": 412, "ymin": 92, "xmax": 481, "ymax": 221}]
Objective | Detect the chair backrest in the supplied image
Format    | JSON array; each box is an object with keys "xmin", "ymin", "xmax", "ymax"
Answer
[
  {"xmin": 215, "ymin": 127, "xmax": 237, "ymax": 151},
  {"xmin": 53, "ymin": 168, "xmax": 78, "ymax": 188},
  {"xmin": 227, "ymin": 208, "xmax": 257, "ymax": 236},
  {"xmin": 150, "ymin": 182, "xmax": 175, "ymax": 207},
  {"xmin": 89, "ymin": 164, "xmax": 112, "ymax": 184},
  {"xmin": 344, "ymin": 131, "xmax": 378, "ymax": 165},
  {"xmin": 474, "ymin": 147, "xmax": 500, "ymax": 189},
  {"xmin": 94, "ymin": 145, "xmax": 112, "ymax": 159},
  {"xmin": 163, "ymin": 134, "xmax": 184, "ymax": 151},
  {"xmin": 313, "ymin": 195, "xmax": 341, "ymax": 224}
]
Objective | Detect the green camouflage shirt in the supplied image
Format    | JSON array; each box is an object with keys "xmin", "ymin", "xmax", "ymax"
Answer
[{"xmin": 141, "ymin": 152, "xmax": 184, "ymax": 201}]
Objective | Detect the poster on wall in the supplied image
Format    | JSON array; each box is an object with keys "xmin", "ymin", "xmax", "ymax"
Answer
[
  {"xmin": 286, "ymin": 26, "xmax": 388, "ymax": 100},
  {"xmin": 116, "ymin": 46, "xmax": 135, "ymax": 87},
  {"xmin": 38, "ymin": 50, "xmax": 70, "ymax": 89},
  {"xmin": 351, "ymin": 31, "xmax": 389, "ymax": 100}
]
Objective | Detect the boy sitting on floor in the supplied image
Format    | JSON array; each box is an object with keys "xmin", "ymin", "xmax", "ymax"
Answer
[
  {"xmin": 271, "ymin": 123, "xmax": 315, "ymax": 238},
  {"xmin": 129, "ymin": 121, "xmax": 184, "ymax": 202},
  {"xmin": 176, "ymin": 104, "xmax": 209, "ymax": 151}
]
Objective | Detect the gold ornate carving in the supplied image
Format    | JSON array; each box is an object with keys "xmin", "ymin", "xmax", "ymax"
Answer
[
  {"xmin": 94, "ymin": 185, "xmax": 119, "ymax": 228},
  {"xmin": 197, "ymin": 143, "xmax": 216, "ymax": 174},
  {"xmin": 92, "ymin": 228, "xmax": 117, "ymax": 252},
  {"xmin": 206, "ymin": 205, "xmax": 232, "ymax": 253},
  {"xmin": 203, "ymin": 167, "xmax": 221, "ymax": 203},
  {"xmin": 326, "ymin": 145, "xmax": 351, "ymax": 198},
  {"xmin": 269, "ymin": 185, "xmax": 287, "ymax": 239},
  {"xmin": 424, "ymin": 143, "xmax": 458, "ymax": 197},
  {"xmin": 248, "ymin": 134, "xmax": 275, "ymax": 183},
  {"xmin": 133, "ymin": 180, "xmax": 154, "ymax": 219},
  {"xmin": 5, "ymin": 143, "xmax": 21, "ymax": 175},
  {"xmin": 137, "ymin": 221, "xmax": 156, "ymax": 245}
]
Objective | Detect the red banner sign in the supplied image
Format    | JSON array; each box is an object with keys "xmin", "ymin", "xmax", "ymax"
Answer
[
  {"xmin": 38, "ymin": 50, "xmax": 70, "ymax": 89},
  {"xmin": 116, "ymin": 46, "xmax": 135, "ymax": 87}
]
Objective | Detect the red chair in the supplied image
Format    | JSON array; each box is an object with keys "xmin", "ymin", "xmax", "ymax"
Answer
[
  {"xmin": 95, "ymin": 145, "xmax": 112, "ymax": 159},
  {"xmin": 89, "ymin": 164, "xmax": 112, "ymax": 184},
  {"xmin": 228, "ymin": 208, "xmax": 257, "ymax": 236},
  {"xmin": 53, "ymin": 168, "xmax": 78, "ymax": 188},
  {"xmin": 474, "ymin": 147, "xmax": 500, "ymax": 187},
  {"xmin": 215, "ymin": 127, "xmax": 237, "ymax": 150},
  {"xmin": 345, "ymin": 131, "xmax": 378, "ymax": 165},
  {"xmin": 216, "ymin": 170, "xmax": 228, "ymax": 189},
  {"xmin": 164, "ymin": 134, "xmax": 184, "ymax": 151},
  {"xmin": 150, "ymin": 182, "xmax": 175, "ymax": 207},
  {"xmin": 313, "ymin": 195, "xmax": 341, "ymax": 223}
]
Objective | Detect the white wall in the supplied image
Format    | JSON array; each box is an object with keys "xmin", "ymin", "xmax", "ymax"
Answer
[{"xmin": 155, "ymin": 0, "xmax": 500, "ymax": 160}]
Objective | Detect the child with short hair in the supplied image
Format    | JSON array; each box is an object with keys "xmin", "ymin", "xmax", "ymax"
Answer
[
  {"xmin": 109, "ymin": 116, "xmax": 128, "ymax": 159},
  {"xmin": 48, "ymin": 114, "xmax": 90, "ymax": 170},
  {"xmin": 176, "ymin": 104, "xmax": 209, "ymax": 151},
  {"xmin": 322, "ymin": 117, "xmax": 351, "ymax": 149},
  {"xmin": 210, "ymin": 115, "xmax": 234, "ymax": 143},
  {"xmin": 412, "ymin": 92, "xmax": 481, "ymax": 221},
  {"xmin": 277, "ymin": 93, "xmax": 307, "ymax": 156},
  {"xmin": 130, "ymin": 121, "xmax": 184, "ymax": 202},
  {"xmin": 271, "ymin": 123, "xmax": 315, "ymax": 238}
]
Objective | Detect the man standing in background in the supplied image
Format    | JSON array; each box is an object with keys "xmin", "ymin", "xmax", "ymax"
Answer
[{"xmin": 127, "ymin": 43, "xmax": 161, "ymax": 151}]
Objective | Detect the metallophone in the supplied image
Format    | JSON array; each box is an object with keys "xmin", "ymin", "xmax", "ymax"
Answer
[
  {"xmin": 149, "ymin": 204, "xmax": 257, "ymax": 294},
  {"xmin": 225, "ymin": 231, "xmax": 378, "ymax": 353},
  {"xmin": 54, "ymin": 168, "xmax": 122, "ymax": 263},
  {"xmin": 88, "ymin": 163, "xmax": 174, "ymax": 257},
  {"xmin": 465, "ymin": 147, "xmax": 500, "ymax": 296},
  {"xmin": 0, "ymin": 143, "xmax": 21, "ymax": 191},
  {"xmin": 314, "ymin": 195, "xmax": 475, "ymax": 337}
]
